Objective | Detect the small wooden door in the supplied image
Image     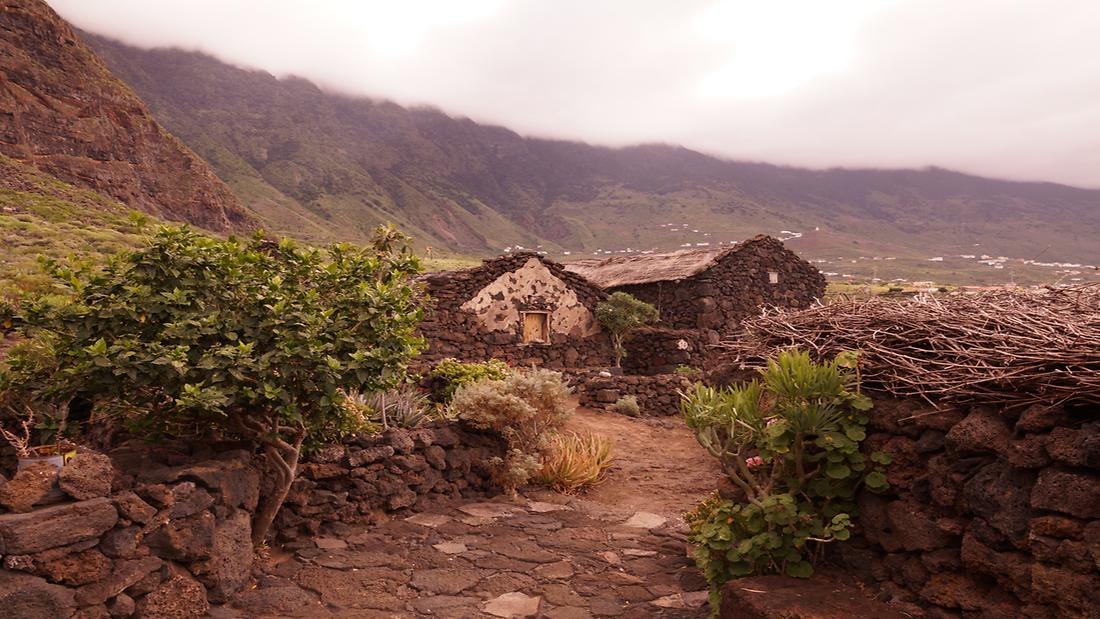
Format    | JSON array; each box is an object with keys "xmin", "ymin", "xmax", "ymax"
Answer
[{"xmin": 522, "ymin": 312, "xmax": 549, "ymax": 343}]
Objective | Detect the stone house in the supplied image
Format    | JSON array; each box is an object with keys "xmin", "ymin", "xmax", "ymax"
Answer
[
  {"xmin": 565, "ymin": 235, "xmax": 825, "ymax": 332},
  {"xmin": 417, "ymin": 252, "xmax": 613, "ymax": 368}
]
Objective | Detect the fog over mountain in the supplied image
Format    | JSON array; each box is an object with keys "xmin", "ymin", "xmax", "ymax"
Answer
[{"xmin": 49, "ymin": 0, "xmax": 1100, "ymax": 188}]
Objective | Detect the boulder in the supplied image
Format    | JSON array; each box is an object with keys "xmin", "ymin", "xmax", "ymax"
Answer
[
  {"xmin": 108, "ymin": 593, "xmax": 135, "ymax": 618},
  {"xmin": 144, "ymin": 511, "xmax": 216, "ymax": 562},
  {"xmin": 167, "ymin": 482, "xmax": 214, "ymax": 518},
  {"xmin": 919, "ymin": 572, "xmax": 985, "ymax": 611},
  {"xmin": 1031, "ymin": 468, "xmax": 1100, "ymax": 519},
  {"xmin": 136, "ymin": 573, "xmax": 209, "ymax": 619},
  {"xmin": 58, "ymin": 452, "xmax": 114, "ymax": 500},
  {"xmin": 960, "ymin": 462, "xmax": 1034, "ymax": 545},
  {"xmin": 1045, "ymin": 423, "xmax": 1100, "ymax": 468},
  {"xmin": 945, "ymin": 406, "xmax": 1010, "ymax": 454},
  {"xmin": 1029, "ymin": 563, "xmax": 1100, "ymax": 618},
  {"xmin": 73, "ymin": 556, "xmax": 163, "ymax": 606},
  {"xmin": 189, "ymin": 508, "xmax": 252, "ymax": 603},
  {"xmin": 0, "ymin": 570, "xmax": 77, "ymax": 619},
  {"xmin": 886, "ymin": 498, "xmax": 953, "ymax": 551},
  {"xmin": 112, "ymin": 491, "xmax": 157, "ymax": 525},
  {"xmin": 0, "ymin": 497, "xmax": 118, "ymax": 554},
  {"xmin": 0, "ymin": 462, "xmax": 59, "ymax": 513},
  {"xmin": 29, "ymin": 547, "xmax": 113, "ymax": 586}
]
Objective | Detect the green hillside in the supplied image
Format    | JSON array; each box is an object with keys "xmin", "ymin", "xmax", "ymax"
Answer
[{"xmin": 82, "ymin": 33, "xmax": 1100, "ymax": 285}]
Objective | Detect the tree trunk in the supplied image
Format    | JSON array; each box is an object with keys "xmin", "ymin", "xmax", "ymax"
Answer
[{"xmin": 249, "ymin": 425, "xmax": 305, "ymax": 547}]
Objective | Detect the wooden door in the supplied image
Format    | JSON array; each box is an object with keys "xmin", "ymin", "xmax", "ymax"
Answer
[{"xmin": 522, "ymin": 312, "xmax": 549, "ymax": 343}]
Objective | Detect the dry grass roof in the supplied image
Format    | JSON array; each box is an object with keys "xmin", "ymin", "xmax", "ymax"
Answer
[{"xmin": 565, "ymin": 235, "xmax": 773, "ymax": 288}]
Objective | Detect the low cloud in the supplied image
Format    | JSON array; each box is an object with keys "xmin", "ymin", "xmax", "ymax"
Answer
[{"xmin": 50, "ymin": 0, "xmax": 1100, "ymax": 187}]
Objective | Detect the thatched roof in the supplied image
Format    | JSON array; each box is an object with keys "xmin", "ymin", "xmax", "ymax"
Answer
[{"xmin": 564, "ymin": 235, "xmax": 771, "ymax": 288}]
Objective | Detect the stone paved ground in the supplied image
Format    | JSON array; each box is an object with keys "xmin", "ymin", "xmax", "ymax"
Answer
[{"xmin": 218, "ymin": 494, "xmax": 709, "ymax": 618}]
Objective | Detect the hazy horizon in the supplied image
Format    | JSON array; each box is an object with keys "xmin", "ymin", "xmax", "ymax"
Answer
[{"xmin": 50, "ymin": 0, "xmax": 1100, "ymax": 189}]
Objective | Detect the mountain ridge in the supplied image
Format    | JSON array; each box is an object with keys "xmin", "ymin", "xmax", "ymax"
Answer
[{"xmin": 0, "ymin": 0, "xmax": 252, "ymax": 231}]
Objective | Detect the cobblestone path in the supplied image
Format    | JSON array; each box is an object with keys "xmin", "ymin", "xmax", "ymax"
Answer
[{"xmin": 221, "ymin": 495, "xmax": 709, "ymax": 618}]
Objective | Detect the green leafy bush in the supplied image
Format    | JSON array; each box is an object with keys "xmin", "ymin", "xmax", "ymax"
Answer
[
  {"xmin": 426, "ymin": 358, "xmax": 511, "ymax": 403},
  {"xmin": 679, "ymin": 350, "xmax": 889, "ymax": 609},
  {"xmin": 450, "ymin": 368, "xmax": 573, "ymax": 493},
  {"xmin": 608, "ymin": 394, "xmax": 640, "ymax": 417},
  {"xmin": 674, "ymin": 364, "xmax": 703, "ymax": 379},
  {"xmin": 594, "ymin": 292, "xmax": 658, "ymax": 367},
  {"xmin": 0, "ymin": 224, "xmax": 424, "ymax": 544}
]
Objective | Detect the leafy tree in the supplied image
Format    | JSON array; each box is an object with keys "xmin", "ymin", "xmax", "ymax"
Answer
[
  {"xmin": 594, "ymin": 292, "xmax": 659, "ymax": 367},
  {"xmin": 0, "ymin": 224, "xmax": 424, "ymax": 545}
]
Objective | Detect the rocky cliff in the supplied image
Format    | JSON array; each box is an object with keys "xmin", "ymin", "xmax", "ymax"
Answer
[{"xmin": 0, "ymin": 0, "xmax": 251, "ymax": 231}]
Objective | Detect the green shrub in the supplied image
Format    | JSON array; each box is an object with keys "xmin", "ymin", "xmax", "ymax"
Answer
[
  {"xmin": 674, "ymin": 364, "xmax": 703, "ymax": 379},
  {"xmin": 608, "ymin": 394, "xmax": 640, "ymax": 417},
  {"xmin": 595, "ymin": 292, "xmax": 658, "ymax": 367},
  {"xmin": 679, "ymin": 350, "xmax": 890, "ymax": 610},
  {"xmin": 451, "ymin": 368, "xmax": 573, "ymax": 493},
  {"xmin": 0, "ymin": 224, "xmax": 425, "ymax": 545},
  {"xmin": 342, "ymin": 384, "xmax": 432, "ymax": 430},
  {"xmin": 427, "ymin": 358, "xmax": 511, "ymax": 402}
]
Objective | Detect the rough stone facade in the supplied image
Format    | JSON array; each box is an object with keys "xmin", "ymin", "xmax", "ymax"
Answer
[
  {"xmin": 274, "ymin": 423, "xmax": 504, "ymax": 540},
  {"xmin": 0, "ymin": 421, "xmax": 506, "ymax": 617},
  {"xmin": 842, "ymin": 396, "xmax": 1100, "ymax": 619},
  {"xmin": 0, "ymin": 445, "xmax": 258, "ymax": 618},
  {"xmin": 567, "ymin": 235, "xmax": 825, "ymax": 332},
  {"xmin": 623, "ymin": 327, "xmax": 711, "ymax": 376},
  {"xmin": 417, "ymin": 252, "xmax": 613, "ymax": 369},
  {"xmin": 570, "ymin": 370, "xmax": 692, "ymax": 417}
]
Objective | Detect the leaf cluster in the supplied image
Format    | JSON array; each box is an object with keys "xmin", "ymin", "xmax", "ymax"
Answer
[
  {"xmin": 1, "ymin": 224, "xmax": 425, "ymax": 446},
  {"xmin": 426, "ymin": 358, "xmax": 511, "ymax": 403},
  {"xmin": 680, "ymin": 350, "xmax": 890, "ymax": 605}
]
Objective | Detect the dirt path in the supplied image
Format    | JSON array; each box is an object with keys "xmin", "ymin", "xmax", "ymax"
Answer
[
  {"xmin": 562, "ymin": 406, "xmax": 723, "ymax": 520},
  {"xmin": 227, "ymin": 409, "xmax": 720, "ymax": 618}
]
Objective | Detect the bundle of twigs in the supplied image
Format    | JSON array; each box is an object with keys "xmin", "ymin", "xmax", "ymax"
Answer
[{"xmin": 716, "ymin": 284, "xmax": 1100, "ymax": 408}]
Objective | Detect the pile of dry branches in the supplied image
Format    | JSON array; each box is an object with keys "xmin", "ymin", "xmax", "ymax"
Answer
[{"xmin": 717, "ymin": 284, "xmax": 1100, "ymax": 408}]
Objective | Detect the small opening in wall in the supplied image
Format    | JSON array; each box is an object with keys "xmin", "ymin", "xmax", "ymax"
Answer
[
  {"xmin": 521, "ymin": 311, "xmax": 550, "ymax": 344},
  {"xmin": 768, "ymin": 271, "xmax": 779, "ymax": 284}
]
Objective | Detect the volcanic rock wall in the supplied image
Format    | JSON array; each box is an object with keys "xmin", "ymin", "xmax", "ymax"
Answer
[
  {"xmin": 847, "ymin": 397, "xmax": 1100, "ymax": 618},
  {"xmin": 418, "ymin": 253, "xmax": 613, "ymax": 369},
  {"xmin": 611, "ymin": 237, "xmax": 825, "ymax": 331},
  {"xmin": 0, "ymin": 422, "xmax": 505, "ymax": 616},
  {"xmin": 275, "ymin": 423, "xmax": 504, "ymax": 540},
  {"xmin": 570, "ymin": 370, "xmax": 692, "ymax": 417}
]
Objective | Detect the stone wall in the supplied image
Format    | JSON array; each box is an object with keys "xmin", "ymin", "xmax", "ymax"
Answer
[
  {"xmin": 0, "ymin": 445, "xmax": 259, "ymax": 618},
  {"xmin": 610, "ymin": 236, "xmax": 825, "ymax": 332},
  {"xmin": 274, "ymin": 423, "xmax": 504, "ymax": 540},
  {"xmin": 0, "ymin": 421, "xmax": 506, "ymax": 617},
  {"xmin": 623, "ymin": 327, "xmax": 711, "ymax": 376},
  {"xmin": 571, "ymin": 371, "xmax": 692, "ymax": 417},
  {"xmin": 844, "ymin": 396, "xmax": 1100, "ymax": 618},
  {"xmin": 417, "ymin": 252, "xmax": 614, "ymax": 370}
]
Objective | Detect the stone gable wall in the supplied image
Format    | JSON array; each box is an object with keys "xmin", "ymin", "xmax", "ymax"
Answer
[
  {"xmin": 843, "ymin": 396, "xmax": 1100, "ymax": 618},
  {"xmin": 417, "ymin": 252, "xmax": 613, "ymax": 369},
  {"xmin": 610, "ymin": 237, "xmax": 825, "ymax": 332}
]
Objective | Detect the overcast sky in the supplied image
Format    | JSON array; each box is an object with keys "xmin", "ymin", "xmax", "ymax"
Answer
[{"xmin": 51, "ymin": 0, "xmax": 1100, "ymax": 188}]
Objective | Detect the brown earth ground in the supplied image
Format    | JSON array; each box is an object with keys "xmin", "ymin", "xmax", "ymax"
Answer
[{"xmin": 220, "ymin": 406, "xmax": 720, "ymax": 618}]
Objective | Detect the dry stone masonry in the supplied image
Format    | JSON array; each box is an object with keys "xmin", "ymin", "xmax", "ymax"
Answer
[
  {"xmin": 840, "ymin": 397, "xmax": 1100, "ymax": 618},
  {"xmin": 567, "ymin": 235, "xmax": 825, "ymax": 332},
  {"xmin": 417, "ymin": 252, "xmax": 614, "ymax": 369},
  {"xmin": 0, "ymin": 420, "xmax": 506, "ymax": 618}
]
